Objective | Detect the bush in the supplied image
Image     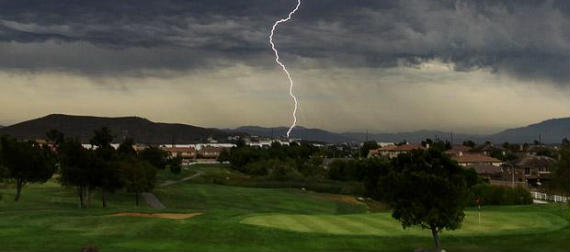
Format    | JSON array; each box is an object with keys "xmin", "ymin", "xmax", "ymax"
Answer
[
  {"xmin": 210, "ymin": 178, "xmax": 365, "ymax": 195},
  {"xmin": 468, "ymin": 184, "xmax": 532, "ymax": 206}
]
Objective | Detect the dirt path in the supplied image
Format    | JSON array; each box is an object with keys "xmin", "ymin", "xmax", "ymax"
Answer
[
  {"xmin": 143, "ymin": 171, "xmax": 203, "ymax": 209},
  {"xmin": 142, "ymin": 192, "xmax": 166, "ymax": 209},
  {"xmin": 159, "ymin": 171, "xmax": 203, "ymax": 187}
]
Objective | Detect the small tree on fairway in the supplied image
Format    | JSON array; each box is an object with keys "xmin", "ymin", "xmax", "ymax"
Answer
[
  {"xmin": 0, "ymin": 136, "xmax": 56, "ymax": 201},
  {"xmin": 382, "ymin": 149, "xmax": 467, "ymax": 251}
]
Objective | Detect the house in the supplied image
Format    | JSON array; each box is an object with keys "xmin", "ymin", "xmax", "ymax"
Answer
[
  {"xmin": 444, "ymin": 145, "xmax": 473, "ymax": 156},
  {"xmin": 451, "ymin": 153, "xmax": 502, "ymax": 167},
  {"xmin": 368, "ymin": 144, "xmax": 424, "ymax": 159},
  {"xmin": 199, "ymin": 146, "xmax": 227, "ymax": 159},
  {"xmin": 467, "ymin": 163, "xmax": 503, "ymax": 181},
  {"xmin": 163, "ymin": 146, "xmax": 197, "ymax": 160},
  {"xmin": 516, "ymin": 155, "xmax": 555, "ymax": 187}
]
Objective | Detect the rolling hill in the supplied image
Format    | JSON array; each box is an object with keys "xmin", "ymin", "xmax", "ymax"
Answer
[
  {"xmin": 488, "ymin": 118, "xmax": 570, "ymax": 144},
  {"xmin": 0, "ymin": 114, "xmax": 229, "ymax": 144}
]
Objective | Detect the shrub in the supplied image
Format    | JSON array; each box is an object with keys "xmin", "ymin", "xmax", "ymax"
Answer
[{"xmin": 469, "ymin": 184, "xmax": 532, "ymax": 206}]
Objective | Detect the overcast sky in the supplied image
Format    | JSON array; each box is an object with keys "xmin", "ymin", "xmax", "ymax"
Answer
[{"xmin": 0, "ymin": 0, "xmax": 568, "ymax": 134}]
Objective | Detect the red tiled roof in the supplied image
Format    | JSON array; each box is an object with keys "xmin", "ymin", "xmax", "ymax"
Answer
[
  {"xmin": 445, "ymin": 145, "xmax": 472, "ymax": 153},
  {"xmin": 163, "ymin": 147, "xmax": 196, "ymax": 153},
  {"xmin": 468, "ymin": 164, "xmax": 502, "ymax": 175},
  {"xmin": 377, "ymin": 144, "xmax": 423, "ymax": 152}
]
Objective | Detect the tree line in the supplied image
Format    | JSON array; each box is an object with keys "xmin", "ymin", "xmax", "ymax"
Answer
[{"xmin": 0, "ymin": 128, "xmax": 180, "ymax": 207}]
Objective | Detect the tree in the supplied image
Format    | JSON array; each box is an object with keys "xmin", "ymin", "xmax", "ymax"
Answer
[
  {"xmin": 46, "ymin": 129, "xmax": 65, "ymax": 146},
  {"xmin": 382, "ymin": 149, "xmax": 468, "ymax": 251},
  {"xmin": 360, "ymin": 141, "xmax": 378, "ymax": 158},
  {"xmin": 117, "ymin": 138, "xmax": 137, "ymax": 158},
  {"xmin": 553, "ymin": 143, "xmax": 569, "ymax": 196},
  {"xmin": 168, "ymin": 155, "xmax": 183, "ymax": 174},
  {"xmin": 90, "ymin": 127, "xmax": 114, "ymax": 148},
  {"xmin": 58, "ymin": 138, "xmax": 97, "ymax": 208},
  {"xmin": 90, "ymin": 128, "xmax": 122, "ymax": 207},
  {"xmin": 0, "ymin": 136, "xmax": 56, "ymax": 201},
  {"xmin": 140, "ymin": 146, "xmax": 169, "ymax": 169},
  {"xmin": 121, "ymin": 160, "xmax": 157, "ymax": 206}
]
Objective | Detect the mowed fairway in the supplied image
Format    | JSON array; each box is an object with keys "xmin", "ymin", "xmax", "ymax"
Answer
[
  {"xmin": 241, "ymin": 211, "xmax": 568, "ymax": 236},
  {"xmin": 0, "ymin": 165, "xmax": 569, "ymax": 251}
]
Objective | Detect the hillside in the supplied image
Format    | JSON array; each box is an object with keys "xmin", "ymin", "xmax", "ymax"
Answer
[
  {"xmin": 342, "ymin": 130, "xmax": 480, "ymax": 144},
  {"xmin": 488, "ymin": 118, "xmax": 570, "ymax": 144},
  {"xmin": 0, "ymin": 114, "xmax": 228, "ymax": 144}
]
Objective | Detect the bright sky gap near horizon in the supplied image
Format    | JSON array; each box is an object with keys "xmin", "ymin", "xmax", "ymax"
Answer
[{"xmin": 0, "ymin": 0, "xmax": 568, "ymax": 134}]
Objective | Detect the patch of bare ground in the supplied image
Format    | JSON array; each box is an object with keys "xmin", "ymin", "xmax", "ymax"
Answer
[{"xmin": 109, "ymin": 212, "xmax": 203, "ymax": 219}]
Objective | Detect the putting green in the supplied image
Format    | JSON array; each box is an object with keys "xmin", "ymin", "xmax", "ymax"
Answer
[{"xmin": 241, "ymin": 211, "xmax": 568, "ymax": 236}]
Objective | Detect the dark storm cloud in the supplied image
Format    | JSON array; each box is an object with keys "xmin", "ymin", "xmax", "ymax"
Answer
[{"xmin": 0, "ymin": 0, "xmax": 568, "ymax": 83}]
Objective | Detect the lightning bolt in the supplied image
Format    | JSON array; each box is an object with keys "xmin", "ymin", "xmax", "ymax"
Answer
[{"xmin": 269, "ymin": 0, "xmax": 301, "ymax": 138}]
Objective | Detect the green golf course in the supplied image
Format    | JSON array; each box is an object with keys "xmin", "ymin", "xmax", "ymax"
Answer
[{"xmin": 0, "ymin": 164, "xmax": 569, "ymax": 251}]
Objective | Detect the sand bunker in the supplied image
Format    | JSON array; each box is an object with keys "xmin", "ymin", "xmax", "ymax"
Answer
[{"xmin": 110, "ymin": 212, "xmax": 203, "ymax": 219}]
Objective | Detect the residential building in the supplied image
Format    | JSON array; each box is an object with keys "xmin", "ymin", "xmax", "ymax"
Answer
[
  {"xmin": 451, "ymin": 153, "xmax": 503, "ymax": 167},
  {"xmin": 368, "ymin": 144, "xmax": 424, "ymax": 159}
]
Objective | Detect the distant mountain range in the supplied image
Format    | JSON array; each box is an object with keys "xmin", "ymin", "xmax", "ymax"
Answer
[
  {"xmin": 227, "ymin": 126, "xmax": 353, "ymax": 143},
  {"xmin": 0, "ymin": 114, "xmax": 568, "ymax": 144},
  {"xmin": 229, "ymin": 118, "xmax": 570, "ymax": 144},
  {"xmin": 0, "ymin": 114, "xmax": 229, "ymax": 144}
]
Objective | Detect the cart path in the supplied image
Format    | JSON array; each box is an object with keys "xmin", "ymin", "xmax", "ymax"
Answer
[
  {"xmin": 142, "ymin": 192, "xmax": 166, "ymax": 209},
  {"xmin": 144, "ymin": 171, "xmax": 204, "ymax": 209},
  {"xmin": 159, "ymin": 171, "xmax": 203, "ymax": 187}
]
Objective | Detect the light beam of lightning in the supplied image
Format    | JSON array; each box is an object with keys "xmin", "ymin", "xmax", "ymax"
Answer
[{"xmin": 269, "ymin": 0, "xmax": 301, "ymax": 138}]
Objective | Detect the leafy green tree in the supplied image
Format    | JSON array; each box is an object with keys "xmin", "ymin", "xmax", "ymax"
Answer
[
  {"xmin": 46, "ymin": 129, "xmax": 64, "ymax": 146},
  {"xmin": 217, "ymin": 149, "xmax": 231, "ymax": 163},
  {"xmin": 168, "ymin": 156, "xmax": 183, "ymax": 174},
  {"xmin": 360, "ymin": 141, "xmax": 378, "ymax": 158},
  {"xmin": 121, "ymin": 160, "xmax": 157, "ymax": 206},
  {"xmin": 462, "ymin": 140, "xmax": 476, "ymax": 148},
  {"xmin": 140, "ymin": 146, "xmax": 169, "ymax": 169},
  {"xmin": 463, "ymin": 167, "xmax": 479, "ymax": 188},
  {"xmin": 90, "ymin": 127, "xmax": 114, "ymax": 148},
  {"xmin": 553, "ymin": 143, "xmax": 569, "ymax": 196},
  {"xmin": 362, "ymin": 158, "xmax": 391, "ymax": 199},
  {"xmin": 90, "ymin": 128, "xmax": 122, "ymax": 208},
  {"xmin": 117, "ymin": 138, "xmax": 137, "ymax": 158},
  {"xmin": 382, "ymin": 149, "xmax": 468, "ymax": 251},
  {"xmin": 58, "ymin": 138, "xmax": 97, "ymax": 208},
  {"xmin": 0, "ymin": 136, "xmax": 56, "ymax": 201}
]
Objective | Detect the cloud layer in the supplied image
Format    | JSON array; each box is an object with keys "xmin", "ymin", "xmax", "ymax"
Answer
[
  {"xmin": 0, "ymin": 0, "xmax": 568, "ymax": 133},
  {"xmin": 0, "ymin": 0, "xmax": 568, "ymax": 83}
]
